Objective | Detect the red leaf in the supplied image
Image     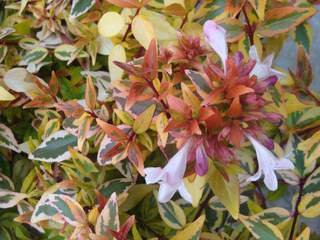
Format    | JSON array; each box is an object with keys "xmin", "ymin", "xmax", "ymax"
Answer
[
  {"xmin": 110, "ymin": 215, "xmax": 135, "ymax": 240},
  {"xmin": 143, "ymin": 39, "xmax": 158, "ymax": 80},
  {"xmin": 113, "ymin": 61, "xmax": 143, "ymax": 77}
]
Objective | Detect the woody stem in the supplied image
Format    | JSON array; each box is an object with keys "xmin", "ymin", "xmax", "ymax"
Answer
[{"xmin": 122, "ymin": 8, "xmax": 141, "ymax": 42}]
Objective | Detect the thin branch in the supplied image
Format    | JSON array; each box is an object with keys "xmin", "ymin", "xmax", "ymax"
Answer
[
  {"xmin": 253, "ymin": 181, "xmax": 267, "ymax": 209},
  {"xmin": 242, "ymin": 3, "xmax": 254, "ymax": 45},
  {"xmin": 288, "ymin": 164, "xmax": 320, "ymax": 240},
  {"xmin": 122, "ymin": 8, "xmax": 141, "ymax": 42},
  {"xmin": 193, "ymin": 191, "xmax": 213, "ymax": 221}
]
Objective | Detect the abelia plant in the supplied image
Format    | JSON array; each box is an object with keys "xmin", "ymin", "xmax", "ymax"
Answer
[{"xmin": 0, "ymin": 0, "xmax": 320, "ymax": 239}]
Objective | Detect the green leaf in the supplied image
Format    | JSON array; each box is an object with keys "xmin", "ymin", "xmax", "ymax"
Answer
[
  {"xmin": 95, "ymin": 192, "xmax": 119, "ymax": 235},
  {"xmin": 171, "ymin": 215, "xmax": 205, "ymax": 240},
  {"xmin": 239, "ymin": 215, "xmax": 284, "ymax": 240},
  {"xmin": 29, "ymin": 130, "xmax": 77, "ymax": 162},
  {"xmin": 286, "ymin": 107, "xmax": 320, "ymax": 130},
  {"xmin": 0, "ymin": 124, "xmax": 20, "ymax": 152},
  {"xmin": 70, "ymin": 0, "xmax": 95, "ymax": 18},
  {"xmin": 133, "ymin": 104, "xmax": 156, "ymax": 134},
  {"xmin": 0, "ymin": 173, "xmax": 15, "ymax": 190},
  {"xmin": 293, "ymin": 22, "xmax": 312, "ymax": 52},
  {"xmin": 155, "ymin": 192, "xmax": 186, "ymax": 229},
  {"xmin": 99, "ymin": 178, "xmax": 132, "ymax": 198},
  {"xmin": 257, "ymin": 6, "xmax": 316, "ymax": 37},
  {"xmin": 208, "ymin": 165, "xmax": 239, "ymax": 219}
]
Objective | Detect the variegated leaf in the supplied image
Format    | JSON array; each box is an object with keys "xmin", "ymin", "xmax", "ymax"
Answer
[
  {"xmin": 156, "ymin": 192, "xmax": 186, "ymax": 229},
  {"xmin": 99, "ymin": 178, "xmax": 132, "ymax": 198},
  {"xmin": 239, "ymin": 215, "xmax": 284, "ymax": 240},
  {"xmin": 0, "ymin": 123, "xmax": 21, "ymax": 152},
  {"xmin": 29, "ymin": 130, "xmax": 77, "ymax": 162},
  {"xmin": 95, "ymin": 192, "xmax": 119, "ymax": 235},
  {"xmin": 21, "ymin": 47, "xmax": 48, "ymax": 65},
  {"xmin": 0, "ymin": 190, "xmax": 28, "ymax": 208},
  {"xmin": 31, "ymin": 194, "xmax": 87, "ymax": 226},
  {"xmin": 171, "ymin": 215, "xmax": 205, "ymax": 240},
  {"xmin": 70, "ymin": 0, "xmax": 95, "ymax": 18}
]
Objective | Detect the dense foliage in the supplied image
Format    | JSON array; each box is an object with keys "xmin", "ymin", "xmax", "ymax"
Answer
[{"xmin": 0, "ymin": 0, "xmax": 320, "ymax": 239}]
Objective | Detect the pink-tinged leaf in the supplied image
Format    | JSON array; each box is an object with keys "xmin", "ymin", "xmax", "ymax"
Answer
[{"xmin": 167, "ymin": 95, "xmax": 191, "ymax": 116}]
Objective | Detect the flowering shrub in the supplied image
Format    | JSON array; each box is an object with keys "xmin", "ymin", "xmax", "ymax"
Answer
[{"xmin": 0, "ymin": 0, "xmax": 320, "ymax": 239}]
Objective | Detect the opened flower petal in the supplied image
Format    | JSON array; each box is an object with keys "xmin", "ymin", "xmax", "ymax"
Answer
[
  {"xmin": 247, "ymin": 135, "xmax": 294, "ymax": 191},
  {"xmin": 203, "ymin": 20, "xmax": 228, "ymax": 74},
  {"xmin": 144, "ymin": 139, "xmax": 193, "ymax": 203}
]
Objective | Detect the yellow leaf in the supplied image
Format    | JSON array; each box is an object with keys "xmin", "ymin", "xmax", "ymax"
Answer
[
  {"xmin": 156, "ymin": 112, "xmax": 168, "ymax": 147},
  {"xmin": 181, "ymin": 83, "xmax": 200, "ymax": 114},
  {"xmin": 141, "ymin": 9, "xmax": 177, "ymax": 42},
  {"xmin": 0, "ymin": 86, "xmax": 15, "ymax": 101},
  {"xmin": 109, "ymin": 44, "xmax": 126, "ymax": 81},
  {"xmin": 183, "ymin": 174, "xmax": 206, "ymax": 207},
  {"xmin": 164, "ymin": 0, "xmax": 184, "ymax": 7},
  {"xmin": 296, "ymin": 227, "xmax": 310, "ymax": 240},
  {"xmin": 132, "ymin": 15, "xmax": 155, "ymax": 49},
  {"xmin": 133, "ymin": 104, "xmax": 156, "ymax": 134},
  {"xmin": 98, "ymin": 12, "xmax": 125, "ymax": 38},
  {"xmin": 208, "ymin": 165, "xmax": 239, "ymax": 219},
  {"xmin": 171, "ymin": 215, "xmax": 205, "ymax": 240}
]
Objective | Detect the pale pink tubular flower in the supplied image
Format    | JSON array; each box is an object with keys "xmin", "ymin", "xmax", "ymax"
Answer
[
  {"xmin": 144, "ymin": 140, "xmax": 193, "ymax": 203},
  {"xmin": 247, "ymin": 135, "xmax": 294, "ymax": 191},
  {"xmin": 203, "ymin": 20, "xmax": 228, "ymax": 74}
]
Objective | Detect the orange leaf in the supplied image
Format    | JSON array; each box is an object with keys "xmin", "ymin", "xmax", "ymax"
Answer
[
  {"xmin": 127, "ymin": 142, "xmax": 144, "ymax": 176},
  {"xmin": 85, "ymin": 75, "xmax": 97, "ymax": 110},
  {"xmin": 230, "ymin": 121, "xmax": 243, "ymax": 147},
  {"xmin": 96, "ymin": 119, "xmax": 128, "ymax": 142},
  {"xmin": 49, "ymin": 71, "xmax": 59, "ymax": 96},
  {"xmin": 226, "ymin": 85, "xmax": 254, "ymax": 98},
  {"xmin": 106, "ymin": 0, "xmax": 143, "ymax": 8},
  {"xmin": 126, "ymin": 82, "xmax": 150, "ymax": 111},
  {"xmin": 227, "ymin": 97, "xmax": 242, "ymax": 117}
]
